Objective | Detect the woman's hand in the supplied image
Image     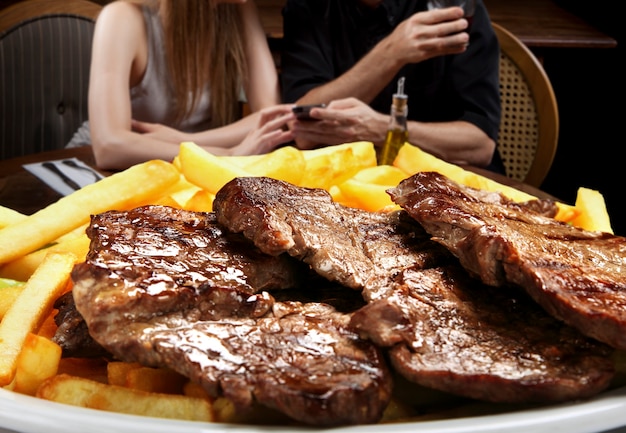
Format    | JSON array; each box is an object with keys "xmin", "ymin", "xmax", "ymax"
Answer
[{"xmin": 235, "ymin": 104, "xmax": 297, "ymax": 155}]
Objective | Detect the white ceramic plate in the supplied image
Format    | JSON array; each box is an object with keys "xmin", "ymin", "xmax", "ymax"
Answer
[{"xmin": 2, "ymin": 385, "xmax": 626, "ymax": 433}]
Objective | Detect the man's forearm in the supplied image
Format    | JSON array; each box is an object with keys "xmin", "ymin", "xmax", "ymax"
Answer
[{"xmin": 406, "ymin": 120, "xmax": 496, "ymax": 168}]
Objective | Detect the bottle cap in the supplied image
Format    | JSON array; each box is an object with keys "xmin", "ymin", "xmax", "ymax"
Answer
[{"xmin": 392, "ymin": 77, "xmax": 408, "ymax": 110}]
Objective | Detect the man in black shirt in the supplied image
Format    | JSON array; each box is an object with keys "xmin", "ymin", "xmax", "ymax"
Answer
[{"xmin": 281, "ymin": 0, "xmax": 504, "ymax": 173}]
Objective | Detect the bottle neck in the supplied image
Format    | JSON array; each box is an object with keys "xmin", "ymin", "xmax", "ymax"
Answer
[{"xmin": 388, "ymin": 102, "xmax": 408, "ymax": 131}]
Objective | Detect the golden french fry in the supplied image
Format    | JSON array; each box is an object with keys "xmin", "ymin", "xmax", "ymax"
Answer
[
  {"xmin": 337, "ymin": 179, "xmax": 400, "ymax": 212},
  {"xmin": 0, "ymin": 160, "xmax": 180, "ymax": 265},
  {"xmin": 0, "ymin": 252, "xmax": 76, "ymax": 385},
  {"xmin": 178, "ymin": 141, "xmax": 253, "ymax": 194},
  {"xmin": 0, "ymin": 279, "xmax": 24, "ymax": 319},
  {"xmin": 571, "ymin": 187, "xmax": 613, "ymax": 234},
  {"xmin": 336, "ymin": 165, "xmax": 408, "ymax": 212},
  {"xmin": 37, "ymin": 374, "xmax": 215, "ymax": 422},
  {"xmin": 57, "ymin": 357, "xmax": 109, "ymax": 383},
  {"xmin": 182, "ymin": 380, "xmax": 211, "ymax": 400},
  {"xmin": 0, "ymin": 233, "xmax": 90, "ymax": 282},
  {"xmin": 184, "ymin": 189, "xmax": 215, "ymax": 212},
  {"xmin": 300, "ymin": 141, "xmax": 377, "ymax": 189},
  {"xmin": 352, "ymin": 165, "xmax": 408, "ymax": 185},
  {"xmin": 125, "ymin": 367, "xmax": 188, "ymax": 394},
  {"xmin": 394, "ymin": 143, "xmax": 473, "ymax": 184},
  {"xmin": 394, "ymin": 144, "xmax": 578, "ymax": 223},
  {"xmin": 158, "ymin": 175, "xmax": 203, "ymax": 208},
  {"xmin": 108, "ymin": 361, "xmax": 186, "ymax": 393},
  {"xmin": 244, "ymin": 145, "xmax": 305, "ymax": 185},
  {"xmin": 107, "ymin": 361, "xmax": 142, "ymax": 387},
  {"xmin": 328, "ymin": 185, "xmax": 361, "ymax": 209},
  {"xmin": 223, "ymin": 153, "xmax": 265, "ymax": 168},
  {"xmin": 0, "ymin": 206, "xmax": 26, "ymax": 229},
  {"xmin": 12, "ymin": 333, "xmax": 62, "ymax": 396},
  {"xmin": 37, "ymin": 309, "xmax": 60, "ymax": 340}
]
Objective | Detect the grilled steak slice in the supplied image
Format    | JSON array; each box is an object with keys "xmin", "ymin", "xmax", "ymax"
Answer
[
  {"xmin": 52, "ymin": 292, "xmax": 110, "ymax": 358},
  {"xmin": 71, "ymin": 205, "xmax": 392, "ymax": 426},
  {"xmin": 389, "ymin": 171, "xmax": 626, "ymax": 350},
  {"xmin": 213, "ymin": 176, "xmax": 615, "ymax": 403},
  {"xmin": 82, "ymin": 205, "xmax": 306, "ymax": 298},
  {"xmin": 351, "ymin": 265, "xmax": 615, "ymax": 403},
  {"xmin": 213, "ymin": 176, "xmax": 451, "ymax": 290}
]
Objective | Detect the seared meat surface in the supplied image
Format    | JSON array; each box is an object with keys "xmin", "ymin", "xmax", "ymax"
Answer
[
  {"xmin": 352, "ymin": 265, "xmax": 614, "ymax": 403},
  {"xmin": 389, "ymin": 171, "xmax": 626, "ymax": 350},
  {"xmin": 213, "ymin": 177, "xmax": 615, "ymax": 404},
  {"xmin": 213, "ymin": 176, "xmax": 451, "ymax": 289},
  {"xmin": 82, "ymin": 205, "xmax": 306, "ymax": 298},
  {"xmin": 53, "ymin": 291, "xmax": 110, "ymax": 358},
  {"xmin": 71, "ymin": 205, "xmax": 392, "ymax": 426}
]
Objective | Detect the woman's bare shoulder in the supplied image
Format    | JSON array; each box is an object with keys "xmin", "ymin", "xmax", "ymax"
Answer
[{"xmin": 97, "ymin": 1, "xmax": 145, "ymax": 25}]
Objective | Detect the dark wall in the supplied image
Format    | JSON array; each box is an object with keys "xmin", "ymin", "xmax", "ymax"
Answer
[{"xmin": 541, "ymin": 1, "xmax": 624, "ymax": 235}]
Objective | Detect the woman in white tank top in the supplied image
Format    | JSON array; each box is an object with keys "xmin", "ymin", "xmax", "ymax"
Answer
[{"xmin": 80, "ymin": 0, "xmax": 295, "ymax": 170}]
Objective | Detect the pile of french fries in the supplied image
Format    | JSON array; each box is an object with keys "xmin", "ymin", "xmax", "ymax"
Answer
[{"xmin": 0, "ymin": 141, "xmax": 614, "ymax": 423}]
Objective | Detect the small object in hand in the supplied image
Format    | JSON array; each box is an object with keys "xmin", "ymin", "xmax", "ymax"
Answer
[
  {"xmin": 427, "ymin": 0, "xmax": 476, "ymax": 28},
  {"xmin": 292, "ymin": 103, "xmax": 326, "ymax": 121}
]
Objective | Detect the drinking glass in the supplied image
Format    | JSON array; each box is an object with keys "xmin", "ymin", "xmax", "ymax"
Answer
[{"xmin": 427, "ymin": 0, "xmax": 476, "ymax": 28}]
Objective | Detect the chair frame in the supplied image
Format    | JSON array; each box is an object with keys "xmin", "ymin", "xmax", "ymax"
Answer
[
  {"xmin": 492, "ymin": 22, "xmax": 559, "ymax": 188},
  {"xmin": 0, "ymin": 0, "xmax": 101, "ymax": 30}
]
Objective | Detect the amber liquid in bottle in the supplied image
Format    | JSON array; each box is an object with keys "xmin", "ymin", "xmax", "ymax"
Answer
[{"xmin": 378, "ymin": 77, "xmax": 408, "ymax": 165}]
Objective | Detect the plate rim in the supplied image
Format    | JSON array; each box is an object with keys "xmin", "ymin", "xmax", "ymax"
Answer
[{"xmin": 2, "ymin": 385, "xmax": 626, "ymax": 433}]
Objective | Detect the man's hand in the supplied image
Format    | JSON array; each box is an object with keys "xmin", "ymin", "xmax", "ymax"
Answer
[
  {"xmin": 291, "ymin": 98, "xmax": 388, "ymax": 150},
  {"xmin": 380, "ymin": 7, "xmax": 470, "ymax": 65}
]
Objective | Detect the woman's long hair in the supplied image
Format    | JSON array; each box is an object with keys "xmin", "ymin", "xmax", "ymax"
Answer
[{"xmin": 134, "ymin": 0, "xmax": 247, "ymax": 127}]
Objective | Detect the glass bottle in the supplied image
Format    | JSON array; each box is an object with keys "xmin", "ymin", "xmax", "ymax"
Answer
[{"xmin": 378, "ymin": 77, "xmax": 408, "ymax": 166}]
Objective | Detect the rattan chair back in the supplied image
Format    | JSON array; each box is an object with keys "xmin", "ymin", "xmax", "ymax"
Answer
[{"xmin": 493, "ymin": 22, "xmax": 559, "ymax": 187}]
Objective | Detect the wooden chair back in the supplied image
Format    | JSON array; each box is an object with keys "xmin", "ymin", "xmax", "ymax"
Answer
[
  {"xmin": 0, "ymin": 0, "xmax": 102, "ymax": 159},
  {"xmin": 492, "ymin": 22, "xmax": 559, "ymax": 187}
]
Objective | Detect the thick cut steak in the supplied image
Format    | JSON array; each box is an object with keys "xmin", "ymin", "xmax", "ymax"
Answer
[
  {"xmin": 389, "ymin": 171, "xmax": 626, "ymax": 350},
  {"xmin": 71, "ymin": 205, "xmax": 391, "ymax": 426},
  {"xmin": 213, "ymin": 176, "xmax": 450, "ymax": 289},
  {"xmin": 213, "ymin": 177, "xmax": 615, "ymax": 403},
  {"xmin": 351, "ymin": 265, "xmax": 614, "ymax": 403}
]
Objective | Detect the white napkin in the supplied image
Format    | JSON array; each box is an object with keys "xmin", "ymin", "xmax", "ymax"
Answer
[{"xmin": 23, "ymin": 158, "xmax": 104, "ymax": 197}]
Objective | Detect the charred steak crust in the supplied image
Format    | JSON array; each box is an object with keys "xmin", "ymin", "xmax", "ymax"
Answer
[
  {"xmin": 212, "ymin": 176, "xmax": 615, "ymax": 404},
  {"xmin": 71, "ymin": 205, "xmax": 392, "ymax": 426},
  {"xmin": 351, "ymin": 265, "xmax": 615, "ymax": 403},
  {"xmin": 388, "ymin": 171, "xmax": 626, "ymax": 350},
  {"xmin": 97, "ymin": 301, "xmax": 393, "ymax": 427},
  {"xmin": 213, "ymin": 177, "xmax": 450, "ymax": 290},
  {"xmin": 84, "ymin": 205, "xmax": 306, "ymax": 297}
]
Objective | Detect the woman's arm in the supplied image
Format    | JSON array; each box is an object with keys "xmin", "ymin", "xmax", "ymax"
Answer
[
  {"xmin": 89, "ymin": 2, "xmax": 291, "ymax": 171},
  {"xmin": 88, "ymin": 2, "xmax": 183, "ymax": 170},
  {"xmin": 239, "ymin": 0, "xmax": 281, "ymax": 110}
]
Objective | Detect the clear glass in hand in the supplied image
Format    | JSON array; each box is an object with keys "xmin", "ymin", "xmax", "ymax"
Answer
[{"xmin": 427, "ymin": 0, "xmax": 476, "ymax": 25}]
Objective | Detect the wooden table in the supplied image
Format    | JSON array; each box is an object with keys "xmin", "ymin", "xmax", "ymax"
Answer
[
  {"xmin": 0, "ymin": 146, "xmax": 557, "ymax": 217},
  {"xmin": 483, "ymin": 0, "xmax": 617, "ymax": 49},
  {"xmin": 256, "ymin": 0, "xmax": 617, "ymax": 49},
  {"xmin": 0, "ymin": 146, "xmax": 100, "ymax": 215}
]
